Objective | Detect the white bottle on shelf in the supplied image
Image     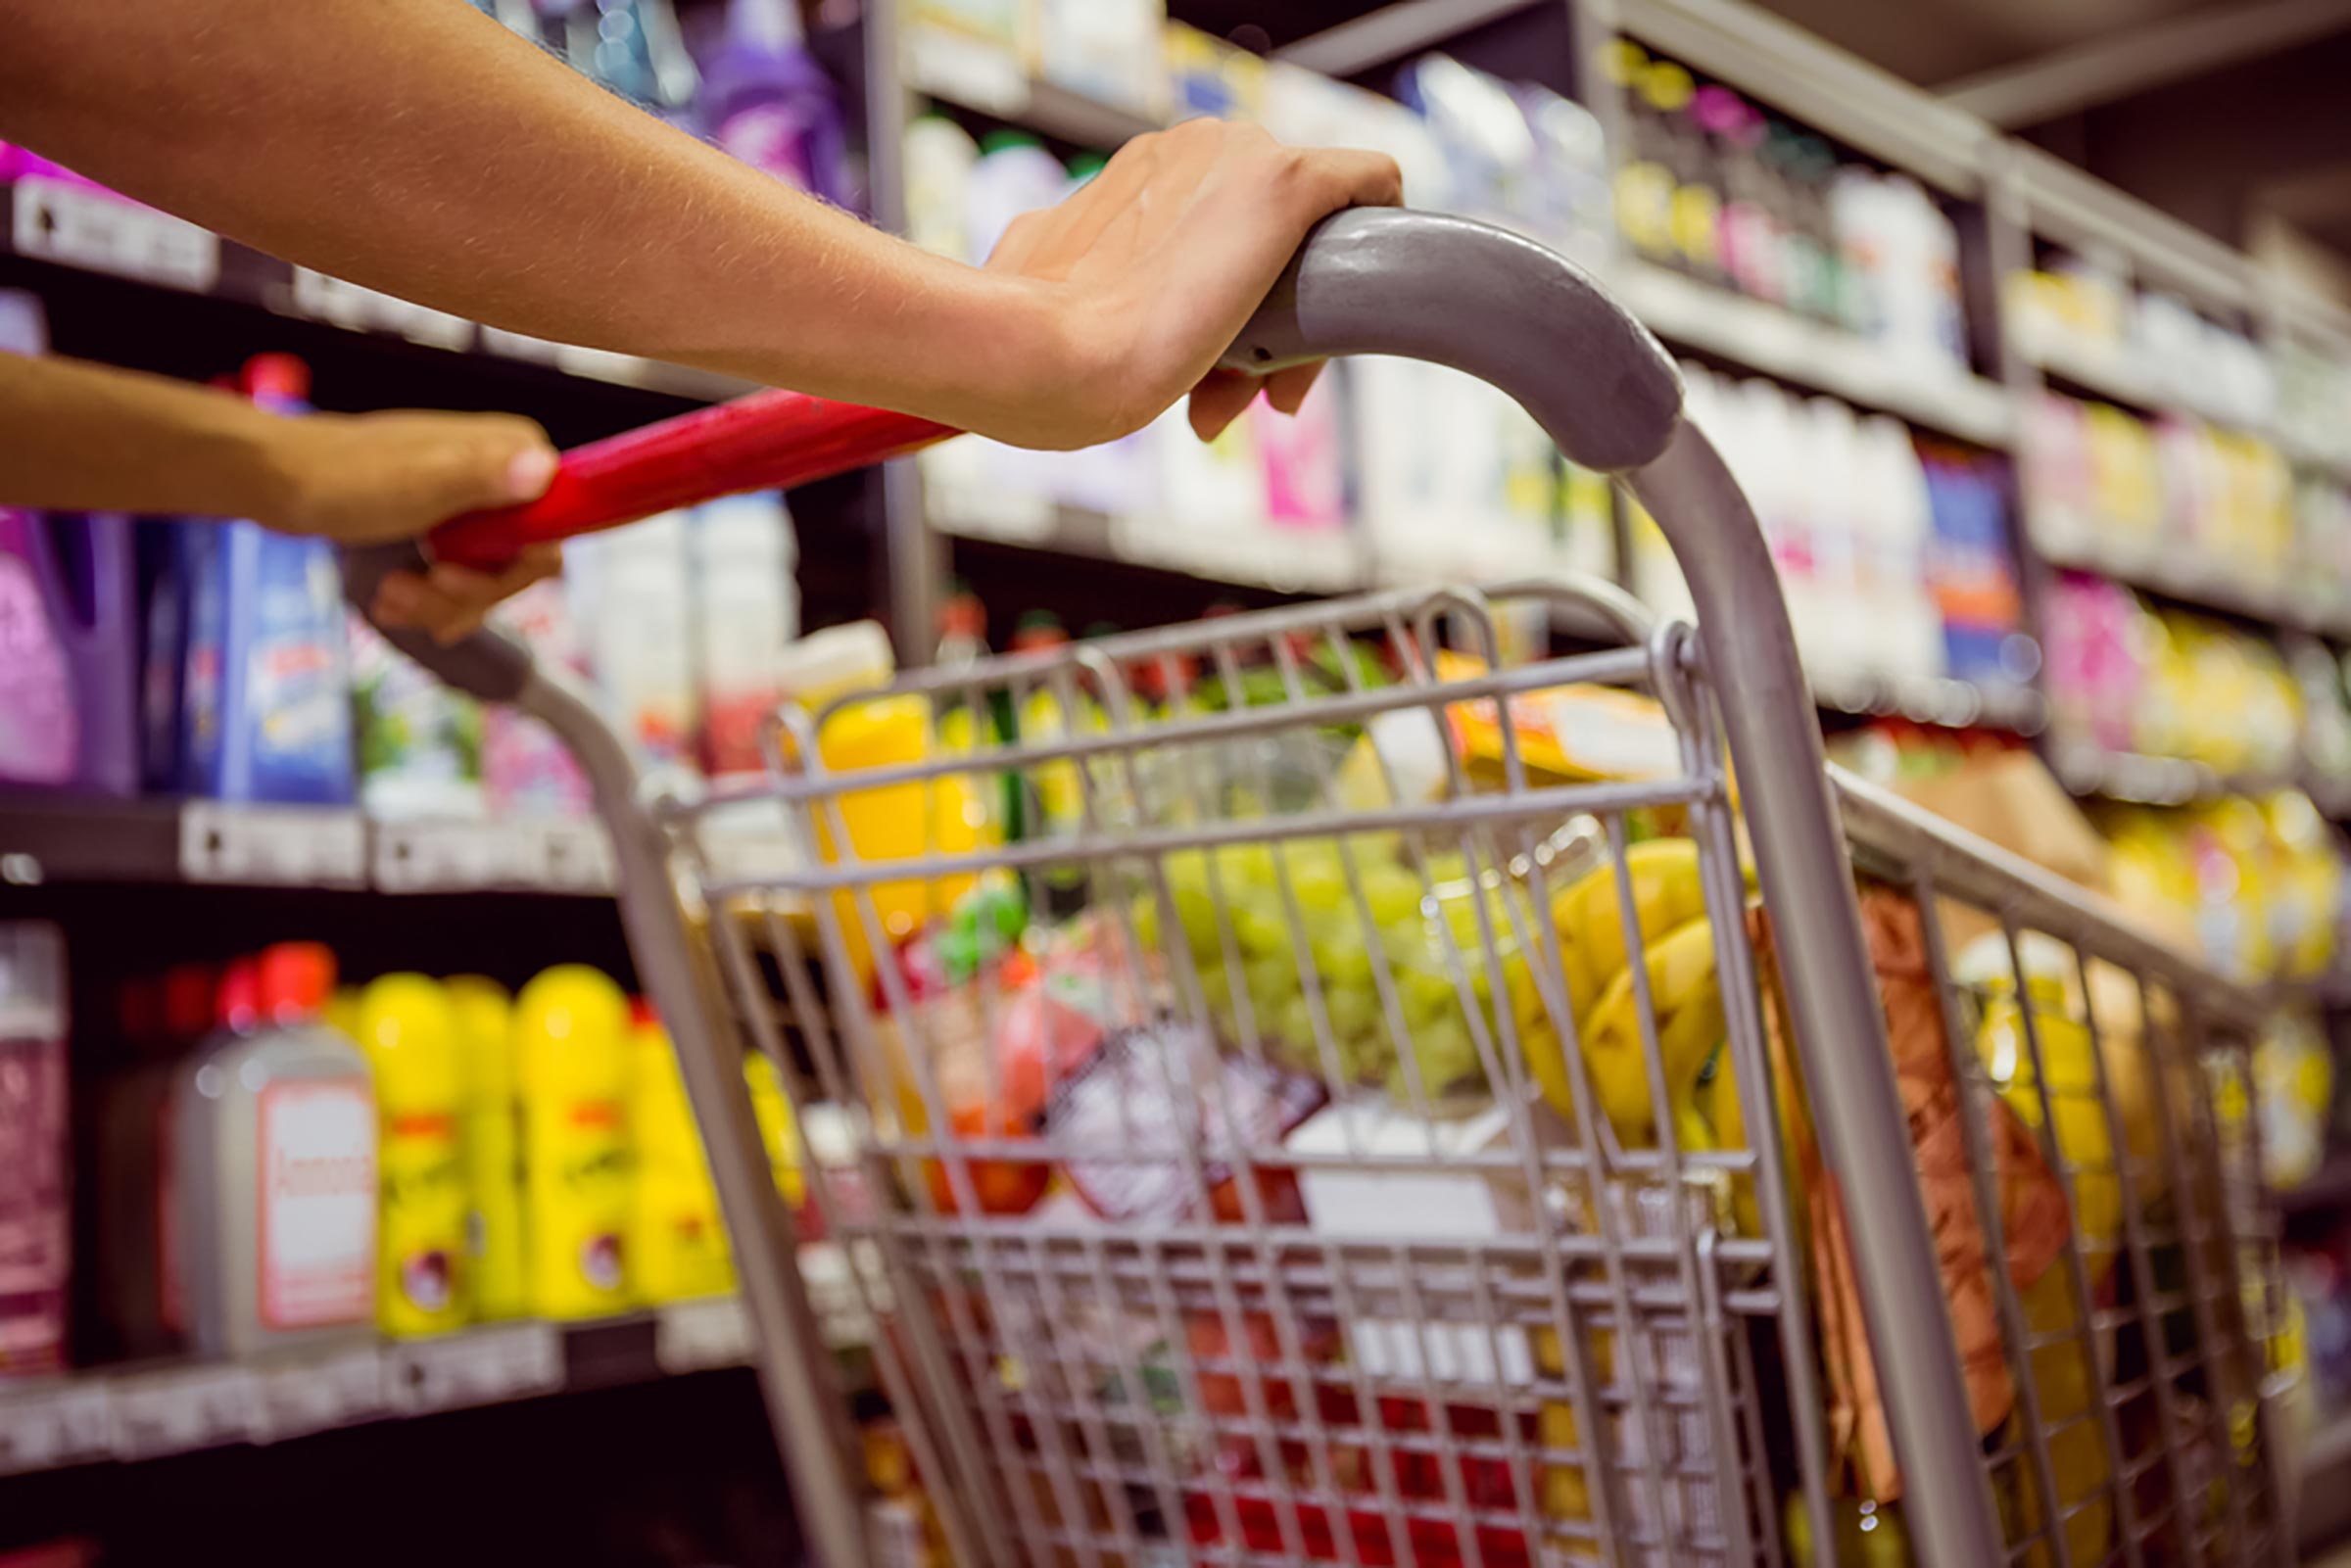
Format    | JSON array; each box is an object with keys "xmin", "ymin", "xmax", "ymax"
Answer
[
  {"xmin": 1855, "ymin": 414, "xmax": 1946, "ymax": 683},
  {"xmin": 171, "ymin": 946, "xmax": 377, "ymax": 1360},
  {"xmin": 692, "ymin": 493, "xmax": 799, "ymax": 783},
  {"xmin": 576, "ymin": 512, "xmax": 701, "ymax": 791}
]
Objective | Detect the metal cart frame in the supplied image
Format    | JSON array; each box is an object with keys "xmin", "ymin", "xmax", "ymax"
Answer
[{"xmin": 353, "ymin": 210, "xmax": 2288, "ymax": 1567}]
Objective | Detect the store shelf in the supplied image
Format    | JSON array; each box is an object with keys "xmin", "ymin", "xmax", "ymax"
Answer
[
  {"xmin": 0, "ymin": 1248, "xmax": 873, "ymax": 1480},
  {"xmin": 1276, "ymin": 0, "xmax": 1546, "ymax": 75},
  {"xmin": 2015, "ymin": 329, "xmax": 2275, "ymax": 439},
  {"xmin": 0, "ymin": 796, "xmax": 629, "ymax": 894},
  {"xmin": 2046, "ymin": 738, "xmax": 2299, "ymax": 807},
  {"xmin": 3, "ymin": 175, "xmax": 750, "ymax": 402},
  {"xmin": 1611, "ymin": 261, "xmax": 2013, "ymax": 447},
  {"xmin": 906, "ymin": 27, "xmax": 1163, "ymax": 147},
  {"xmin": 1811, "ymin": 671, "xmax": 2047, "ymax": 735},
  {"xmin": 2281, "ymin": 1154, "xmax": 2351, "ymax": 1216},
  {"xmin": 931, "ymin": 493, "xmax": 1371, "ymax": 595},
  {"xmin": 2026, "ymin": 505, "xmax": 2347, "ymax": 639}
]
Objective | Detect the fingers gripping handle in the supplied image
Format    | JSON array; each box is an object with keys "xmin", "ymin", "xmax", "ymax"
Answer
[
  {"xmin": 1221, "ymin": 208, "xmax": 1684, "ymax": 473},
  {"xmin": 342, "ymin": 539, "xmax": 538, "ymax": 702}
]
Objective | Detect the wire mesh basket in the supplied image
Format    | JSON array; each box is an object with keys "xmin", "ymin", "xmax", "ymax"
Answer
[
  {"xmin": 351, "ymin": 208, "xmax": 2293, "ymax": 1567},
  {"xmin": 667, "ymin": 580, "xmax": 2287, "ymax": 1568}
]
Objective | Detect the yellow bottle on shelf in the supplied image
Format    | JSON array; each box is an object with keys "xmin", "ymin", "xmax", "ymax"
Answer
[
  {"xmin": 514, "ymin": 966, "xmax": 633, "ymax": 1320},
  {"xmin": 447, "ymin": 974, "xmax": 526, "ymax": 1322},
  {"xmin": 745, "ymin": 1050, "xmax": 804, "ymax": 1209},
  {"xmin": 354, "ymin": 974, "xmax": 472, "ymax": 1337},
  {"xmin": 628, "ymin": 1003, "xmax": 734, "ymax": 1306}
]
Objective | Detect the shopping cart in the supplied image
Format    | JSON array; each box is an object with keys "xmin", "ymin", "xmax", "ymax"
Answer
[{"xmin": 349, "ymin": 210, "xmax": 2292, "ymax": 1568}]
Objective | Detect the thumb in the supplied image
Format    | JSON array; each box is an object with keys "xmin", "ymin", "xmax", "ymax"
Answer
[{"xmin": 412, "ymin": 416, "xmax": 558, "ymax": 522}]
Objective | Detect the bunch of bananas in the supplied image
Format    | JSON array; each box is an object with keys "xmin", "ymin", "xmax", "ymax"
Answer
[{"xmin": 1507, "ymin": 838, "xmax": 1727, "ymax": 1146}]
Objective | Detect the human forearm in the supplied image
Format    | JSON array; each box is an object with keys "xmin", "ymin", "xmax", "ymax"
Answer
[
  {"xmin": 0, "ymin": 353, "xmax": 285, "ymax": 520},
  {"xmin": 0, "ymin": 0, "xmax": 1080, "ymax": 436}
]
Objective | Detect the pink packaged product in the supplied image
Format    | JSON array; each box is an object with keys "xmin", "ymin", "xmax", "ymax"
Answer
[
  {"xmin": 1251, "ymin": 371, "xmax": 1347, "ymax": 531},
  {"xmin": 2042, "ymin": 570, "xmax": 2144, "ymax": 752},
  {"xmin": 0, "ymin": 923, "xmax": 69, "ymax": 1379},
  {"xmin": 484, "ymin": 578, "xmax": 594, "ymax": 815}
]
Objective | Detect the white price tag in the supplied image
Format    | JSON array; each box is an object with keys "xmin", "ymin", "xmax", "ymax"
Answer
[
  {"xmin": 478, "ymin": 325, "xmax": 569, "ymax": 366},
  {"xmin": 110, "ymin": 1365, "xmax": 255, "ymax": 1459},
  {"xmin": 250, "ymin": 1345, "xmax": 386, "ymax": 1442},
  {"xmin": 12, "ymin": 177, "xmax": 220, "ymax": 292},
  {"xmin": 538, "ymin": 818, "xmax": 616, "ymax": 892},
  {"xmin": 389, "ymin": 1320, "xmax": 562, "ymax": 1414},
  {"xmin": 285, "ymin": 269, "xmax": 475, "ymax": 352},
  {"xmin": 653, "ymin": 1297, "xmax": 751, "ymax": 1375},
  {"xmin": 180, "ymin": 803, "xmax": 368, "ymax": 887},
  {"xmin": 906, "ymin": 22, "xmax": 1031, "ymax": 116},
  {"xmin": 372, "ymin": 818, "xmax": 541, "ymax": 892},
  {"xmin": 0, "ymin": 1380, "xmax": 112, "ymax": 1476}
]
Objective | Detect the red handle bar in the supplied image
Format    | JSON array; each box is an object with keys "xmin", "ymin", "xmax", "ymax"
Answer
[{"xmin": 426, "ymin": 388, "xmax": 954, "ymax": 569}]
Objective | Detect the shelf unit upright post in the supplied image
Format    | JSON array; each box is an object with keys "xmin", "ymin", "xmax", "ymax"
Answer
[{"xmin": 862, "ymin": 0, "xmax": 952, "ymax": 666}]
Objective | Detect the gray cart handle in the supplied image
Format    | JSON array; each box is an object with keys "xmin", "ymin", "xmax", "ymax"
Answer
[{"xmin": 345, "ymin": 208, "xmax": 1999, "ymax": 1568}]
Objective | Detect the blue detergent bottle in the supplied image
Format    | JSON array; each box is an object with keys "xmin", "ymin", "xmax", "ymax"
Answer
[{"xmin": 178, "ymin": 356, "xmax": 355, "ymax": 805}]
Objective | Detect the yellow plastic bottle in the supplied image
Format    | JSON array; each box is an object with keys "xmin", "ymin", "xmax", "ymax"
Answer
[
  {"xmin": 514, "ymin": 966, "xmax": 633, "ymax": 1320},
  {"xmin": 628, "ymin": 1003, "xmax": 734, "ymax": 1305},
  {"xmin": 776, "ymin": 623, "xmax": 982, "ymax": 980},
  {"xmin": 354, "ymin": 974, "xmax": 473, "ymax": 1337},
  {"xmin": 447, "ymin": 974, "xmax": 526, "ymax": 1322},
  {"xmin": 745, "ymin": 1051, "xmax": 804, "ymax": 1209}
]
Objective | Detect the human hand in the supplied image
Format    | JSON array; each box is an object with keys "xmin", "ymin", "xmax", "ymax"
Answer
[
  {"xmin": 260, "ymin": 408, "xmax": 562, "ymax": 643},
  {"xmin": 984, "ymin": 119, "xmax": 1402, "ymax": 448}
]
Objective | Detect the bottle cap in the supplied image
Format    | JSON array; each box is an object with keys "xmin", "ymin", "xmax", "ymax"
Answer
[
  {"xmin": 241, "ymin": 353, "xmax": 312, "ymax": 404},
  {"xmin": 217, "ymin": 958, "xmax": 262, "ymax": 1032},
  {"xmin": 980, "ymin": 129, "xmax": 1044, "ymax": 157},
  {"xmin": 939, "ymin": 593, "xmax": 987, "ymax": 641},
  {"xmin": 164, "ymin": 963, "xmax": 217, "ymax": 1042},
  {"xmin": 258, "ymin": 942, "xmax": 335, "ymax": 1022}
]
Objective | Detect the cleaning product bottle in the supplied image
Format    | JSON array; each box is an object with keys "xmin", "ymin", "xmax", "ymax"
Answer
[
  {"xmin": 692, "ymin": 493, "xmax": 798, "ymax": 782},
  {"xmin": 627, "ymin": 1001, "xmax": 733, "ymax": 1305},
  {"xmin": 514, "ymin": 965, "xmax": 633, "ymax": 1319},
  {"xmin": 576, "ymin": 513, "xmax": 700, "ymax": 792},
  {"xmin": 446, "ymin": 975, "xmax": 525, "ymax": 1321},
  {"xmin": 964, "ymin": 132, "xmax": 1070, "ymax": 266},
  {"xmin": 903, "ymin": 114, "xmax": 979, "ymax": 261},
  {"xmin": 0, "ymin": 924, "xmax": 69, "ymax": 1379},
  {"xmin": 0, "ymin": 294, "xmax": 138, "ymax": 796},
  {"xmin": 350, "ymin": 614, "xmax": 485, "ymax": 819},
  {"xmin": 700, "ymin": 0, "xmax": 844, "ymax": 203},
  {"xmin": 483, "ymin": 578, "xmax": 594, "ymax": 817},
  {"xmin": 181, "ymin": 356, "xmax": 356, "ymax": 805},
  {"xmin": 355, "ymin": 974, "xmax": 472, "ymax": 1336},
  {"xmin": 172, "ymin": 943, "xmax": 376, "ymax": 1357},
  {"xmin": 95, "ymin": 963, "xmax": 208, "ymax": 1360}
]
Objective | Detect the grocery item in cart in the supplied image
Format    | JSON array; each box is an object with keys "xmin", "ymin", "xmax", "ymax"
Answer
[{"xmin": 1751, "ymin": 893, "xmax": 2068, "ymax": 1495}]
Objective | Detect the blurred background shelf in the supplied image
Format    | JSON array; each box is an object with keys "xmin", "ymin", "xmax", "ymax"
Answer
[
  {"xmin": 1614, "ymin": 261, "xmax": 2015, "ymax": 448},
  {"xmin": 0, "ymin": 797, "xmax": 622, "ymax": 895}
]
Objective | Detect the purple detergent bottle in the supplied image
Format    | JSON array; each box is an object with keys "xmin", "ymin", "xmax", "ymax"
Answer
[
  {"xmin": 700, "ymin": 0, "xmax": 844, "ymax": 205},
  {"xmin": 0, "ymin": 293, "xmax": 139, "ymax": 795}
]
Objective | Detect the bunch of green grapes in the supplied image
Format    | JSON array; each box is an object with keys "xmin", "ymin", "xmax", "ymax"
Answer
[{"xmin": 1130, "ymin": 839, "xmax": 1528, "ymax": 1106}]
